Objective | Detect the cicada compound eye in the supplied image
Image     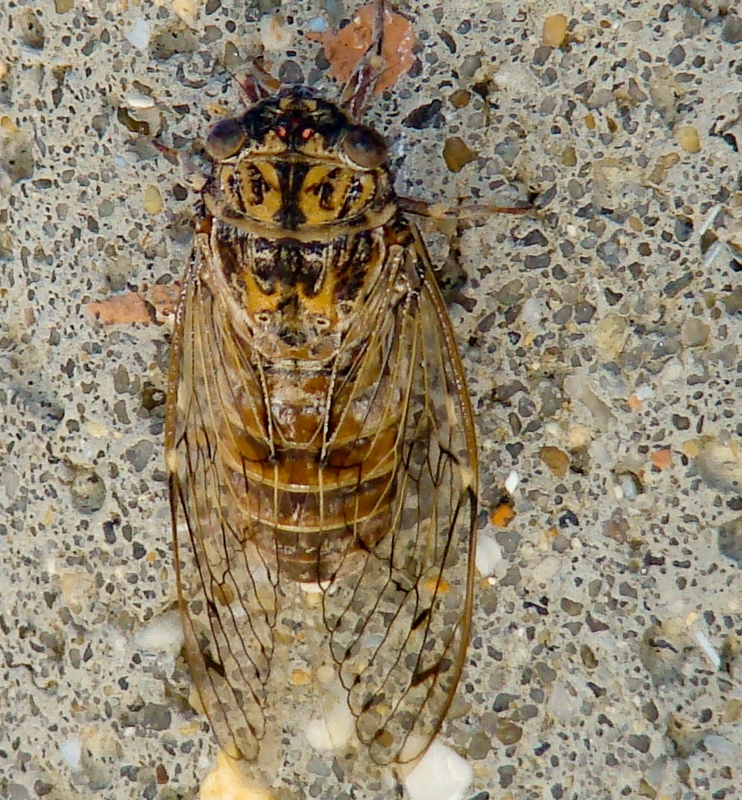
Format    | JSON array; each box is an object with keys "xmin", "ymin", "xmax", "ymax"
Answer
[
  {"xmin": 342, "ymin": 125, "xmax": 387, "ymax": 169},
  {"xmin": 205, "ymin": 117, "xmax": 247, "ymax": 160}
]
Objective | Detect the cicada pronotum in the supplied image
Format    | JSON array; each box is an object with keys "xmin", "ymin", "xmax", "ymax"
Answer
[{"xmin": 166, "ymin": 0, "xmax": 479, "ymax": 792}]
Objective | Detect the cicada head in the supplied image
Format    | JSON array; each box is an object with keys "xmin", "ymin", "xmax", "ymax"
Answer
[{"xmin": 203, "ymin": 87, "xmax": 395, "ymax": 233}]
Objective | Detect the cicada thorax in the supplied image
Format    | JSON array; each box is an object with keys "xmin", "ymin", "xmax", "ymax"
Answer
[{"xmin": 194, "ymin": 90, "xmax": 416, "ymax": 582}]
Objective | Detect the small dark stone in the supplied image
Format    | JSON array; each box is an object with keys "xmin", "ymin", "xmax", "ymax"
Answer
[
  {"xmin": 560, "ymin": 597, "xmax": 583, "ymax": 615},
  {"xmin": 496, "ymin": 380, "xmax": 527, "ymax": 401},
  {"xmin": 125, "ymin": 440, "xmax": 155, "ymax": 472},
  {"xmin": 662, "ymin": 271, "xmax": 693, "ymax": 296},
  {"xmin": 628, "ymin": 734, "xmax": 651, "ymax": 753},
  {"xmin": 721, "ymin": 286, "xmax": 742, "ymax": 315},
  {"xmin": 477, "ymin": 312, "xmax": 497, "ymax": 333},
  {"xmin": 498, "ymin": 765, "xmax": 516, "ymax": 788},
  {"xmin": 18, "ymin": 9, "xmax": 45, "ymax": 49},
  {"xmin": 719, "ymin": 517, "xmax": 742, "ymax": 565},
  {"xmin": 34, "ymin": 780, "xmax": 54, "ymax": 796},
  {"xmin": 558, "ymin": 509, "xmax": 579, "ymax": 528},
  {"xmin": 643, "ymin": 701, "xmax": 659, "ymax": 723},
  {"xmin": 70, "ymin": 469, "xmax": 106, "ymax": 514},
  {"xmin": 574, "ymin": 301, "xmax": 596, "ymax": 323},
  {"xmin": 495, "ymin": 530, "xmax": 520, "ymax": 554},
  {"xmin": 518, "ymin": 229, "xmax": 548, "ymax": 247},
  {"xmin": 438, "ymin": 30, "xmax": 456, "ymax": 53},
  {"xmin": 505, "ymin": 441, "xmax": 523, "ymax": 459},
  {"xmin": 674, "ymin": 216, "xmax": 693, "ymax": 242},
  {"xmin": 142, "ymin": 703, "xmax": 172, "ymax": 731},
  {"xmin": 403, "ymin": 99, "xmax": 444, "ymax": 129},
  {"xmin": 552, "ymin": 305, "xmax": 572, "ymax": 325},
  {"xmin": 278, "ymin": 60, "xmax": 304, "ymax": 84},
  {"xmin": 722, "ymin": 15, "xmax": 742, "ymax": 44},
  {"xmin": 501, "ymin": 565, "xmax": 522, "ymax": 586},
  {"xmin": 524, "ymin": 252, "xmax": 551, "ymax": 270},
  {"xmin": 667, "ymin": 44, "xmax": 685, "ymax": 66},
  {"xmin": 140, "ymin": 381, "xmax": 166, "ymax": 412},
  {"xmin": 586, "ymin": 613, "xmax": 609, "ymax": 633}
]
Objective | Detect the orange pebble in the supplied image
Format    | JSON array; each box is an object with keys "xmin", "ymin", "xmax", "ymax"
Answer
[
  {"xmin": 651, "ymin": 448, "xmax": 672, "ymax": 469},
  {"xmin": 86, "ymin": 293, "xmax": 150, "ymax": 325},
  {"xmin": 491, "ymin": 503, "xmax": 515, "ymax": 528},
  {"xmin": 311, "ymin": 3, "xmax": 416, "ymax": 92}
]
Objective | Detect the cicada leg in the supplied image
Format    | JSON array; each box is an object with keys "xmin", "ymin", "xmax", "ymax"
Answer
[{"xmin": 397, "ymin": 195, "xmax": 533, "ymax": 221}]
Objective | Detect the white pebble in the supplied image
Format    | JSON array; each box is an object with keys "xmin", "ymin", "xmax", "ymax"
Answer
[
  {"xmin": 123, "ymin": 92, "xmax": 155, "ymax": 110},
  {"xmin": 299, "ymin": 579, "xmax": 330, "ymax": 594},
  {"xmin": 703, "ymin": 733, "xmax": 736, "ymax": 758},
  {"xmin": 634, "ymin": 384, "xmax": 654, "ymax": 401},
  {"xmin": 59, "ymin": 737, "xmax": 82, "ymax": 769},
  {"xmin": 703, "ymin": 239, "xmax": 725, "ymax": 270},
  {"xmin": 125, "ymin": 18, "xmax": 151, "ymax": 50},
  {"xmin": 504, "ymin": 469, "xmax": 520, "ymax": 495},
  {"xmin": 546, "ymin": 682, "xmax": 574, "ymax": 721},
  {"xmin": 530, "ymin": 555, "xmax": 560, "ymax": 585},
  {"xmin": 259, "ymin": 14, "xmax": 293, "ymax": 51},
  {"xmin": 618, "ymin": 472, "xmax": 640, "ymax": 501},
  {"xmin": 306, "ymin": 700, "xmax": 355, "ymax": 752},
  {"xmin": 130, "ymin": 610, "xmax": 184, "ymax": 657},
  {"xmin": 698, "ymin": 203, "xmax": 722, "ymax": 236},
  {"xmin": 172, "ymin": 0, "xmax": 198, "ymax": 28},
  {"xmin": 475, "ymin": 534, "xmax": 502, "ymax": 577},
  {"xmin": 694, "ymin": 629, "xmax": 721, "ymax": 670},
  {"xmin": 564, "ymin": 373, "xmax": 614, "ymax": 431},
  {"xmin": 403, "ymin": 740, "xmax": 473, "ymax": 800},
  {"xmin": 695, "ymin": 436, "xmax": 742, "ymax": 494},
  {"xmin": 307, "ymin": 16, "xmax": 328, "ymax": 33},
  {"xmin": 200, "ymin": 750, "xmax": 274, "ymax": 800},
  {"xmin": 521, "ymin": 296, "xmax": 542, "ymax": 326}
]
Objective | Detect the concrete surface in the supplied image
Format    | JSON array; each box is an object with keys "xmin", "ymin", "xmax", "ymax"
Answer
[{"xmin": 1, "ymin": 1, "xmax": 741, "ymax": 799}]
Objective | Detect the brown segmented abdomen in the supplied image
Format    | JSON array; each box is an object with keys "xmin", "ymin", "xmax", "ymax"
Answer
[{"xmin": 216, "ymin": 329, "xmax": 406, "ymax": 583}]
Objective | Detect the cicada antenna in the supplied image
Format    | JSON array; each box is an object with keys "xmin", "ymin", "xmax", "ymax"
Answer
[
  {"xmin": 228, "ymin": 58, "xmax": 281, "ymax": 106},
  {"xmin": 340, "ymin": 0, "xmax": 393, "ymax": 118}
]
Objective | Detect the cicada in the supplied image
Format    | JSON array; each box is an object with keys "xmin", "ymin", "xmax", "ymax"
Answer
[{"xmin": 165, "ymin": 0, "xmax": 478, "ymax": 791}]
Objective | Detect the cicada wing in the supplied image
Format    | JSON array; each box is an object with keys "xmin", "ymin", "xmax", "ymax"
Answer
[
  {"xmin": 167, "ymin": 224, "xmax": 477, "ymax": 772},
  {"xmin": 166, "ymin": 236, "xmax": 279, "ymax": 763},
  {"xmin": 323, "ymin": 229, "xmax": 478, "ymax": 766}
]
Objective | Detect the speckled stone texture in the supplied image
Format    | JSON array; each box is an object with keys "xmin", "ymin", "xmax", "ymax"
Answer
[{"xmin": 1, "ymin": 1, "xmax": 741, "ymax": 799}]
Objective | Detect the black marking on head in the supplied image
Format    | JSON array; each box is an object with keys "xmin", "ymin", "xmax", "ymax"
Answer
[{"xmin": 238, "ymin": 87, "xmax": 353, "ymax": 152}]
